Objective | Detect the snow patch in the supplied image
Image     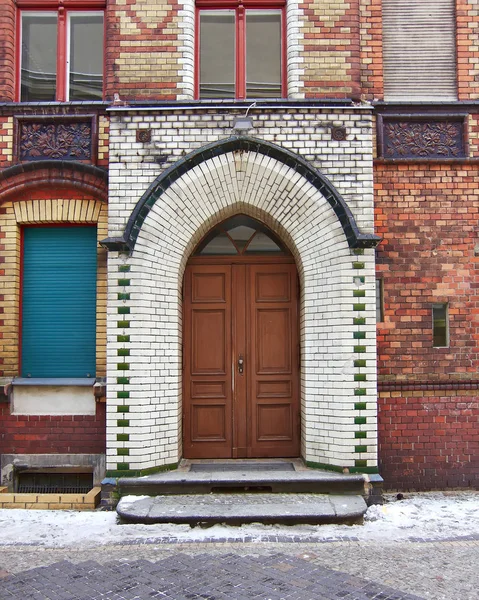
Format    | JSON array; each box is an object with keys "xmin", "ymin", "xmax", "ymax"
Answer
[{"xmin": 0, "ymin": 492, "xmax": 477, "ymax": 549}]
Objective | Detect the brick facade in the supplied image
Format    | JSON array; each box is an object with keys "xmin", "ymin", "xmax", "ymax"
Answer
[
  {"xmin": 105, "ymin": 0, "xmax": 190, "ymax": 100},
  {"xmin": 0, "ymin": 0, "xmax": 15, "ymax": 102},
  {"xmin": 0, "ymin": 404, "xmax": 106, "ymax": 456},
  {"xmin": 104, "ymin": 108, "xmax": 378, "ymax": 474},
  {"xmin": 378, "ymin": 386, "xmax": 478, "ymax": 489},
  {"xmin": 0, "ymin": 0, "xmax": 478, "ymax": 491}
]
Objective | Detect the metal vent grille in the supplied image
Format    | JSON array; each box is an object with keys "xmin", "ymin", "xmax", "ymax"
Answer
[{"xmin": 17, "ymin": 472, "xmax": 93, "ymax": 494}]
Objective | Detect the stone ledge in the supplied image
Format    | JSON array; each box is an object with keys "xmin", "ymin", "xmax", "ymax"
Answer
[{"xmin": 117, "ymin": 493, "xmax": 368, "ymax": 526}]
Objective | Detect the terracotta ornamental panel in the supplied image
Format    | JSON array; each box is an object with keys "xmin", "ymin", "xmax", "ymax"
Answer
[{"xmin": 14, "ymin": 116, "xmax": 97, "ymax": 163}]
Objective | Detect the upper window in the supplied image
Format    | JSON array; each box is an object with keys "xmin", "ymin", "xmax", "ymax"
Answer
[
  {"xmin": 382, "ymin": 0, "xmax": 457, "ymax": 101},
  {"xmin": 196, "ymin": 0, "xmax": 285, "ymax": 99},
  {"xmin": 19, "ymin": 6, "xmax": 104, "ymax": 102}
]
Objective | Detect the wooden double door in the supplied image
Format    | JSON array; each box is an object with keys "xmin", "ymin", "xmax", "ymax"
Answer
[{"xmin": 183, "ymin": 259, "xmax": 300, "ymax": 458}]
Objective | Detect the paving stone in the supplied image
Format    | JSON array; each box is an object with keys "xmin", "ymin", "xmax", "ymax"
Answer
[
  {"xmin": 0, "ymin": 552, "xmax": 422, "ymax": 600},
  {"xmin": 1, "ymin": 533, "xmax": 478, "ymax": 599}
]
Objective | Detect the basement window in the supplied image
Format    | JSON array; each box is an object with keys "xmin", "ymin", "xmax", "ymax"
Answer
[
  {"xmin": 433, "ymin": 303, "xmax": 449, "ymax": 347},
  {"xmin": 16, "ymin": 470, "xmax": 93, "ymax": 494}
]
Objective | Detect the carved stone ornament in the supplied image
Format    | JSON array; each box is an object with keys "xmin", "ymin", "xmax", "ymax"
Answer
[
  {"xmin": 18, "ymin": 119, "xmax": 93, "ymax": 162},
  {"xmin": 382, "ymin": 118, "xmax": 466, "ymax": 159}
]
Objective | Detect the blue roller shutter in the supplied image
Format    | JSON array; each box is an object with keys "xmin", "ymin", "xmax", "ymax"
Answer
[{"xmin": 21, "ymin": 226, "xmax": 97, "ymax": 378}]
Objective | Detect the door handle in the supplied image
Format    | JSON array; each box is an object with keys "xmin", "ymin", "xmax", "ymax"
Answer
[{"xmin": 238, "ymin": 354, "xmax": 244, "ymax": 375}]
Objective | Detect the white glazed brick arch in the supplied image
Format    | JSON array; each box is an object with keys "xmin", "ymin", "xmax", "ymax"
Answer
[{"xmin": 106, "ymin": 148, "xmax": 378, "ymax": 473}]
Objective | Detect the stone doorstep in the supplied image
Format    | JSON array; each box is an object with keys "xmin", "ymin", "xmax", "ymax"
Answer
[
  {"xmin": 116, "ymin": 493, "xmax": 368, "ymax": 526},
  {"xmin": 0, "ymin": 486, "xmax": 101, "ymax": 510},
  {"xmin": 117, "ymin": 469, "xmax": 368, "ymax": 497}
]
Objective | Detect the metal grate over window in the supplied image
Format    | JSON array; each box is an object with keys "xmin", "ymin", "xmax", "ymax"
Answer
[{"xmin": 17, "ymin": 472, "xmax": 93, "ymax": 494}]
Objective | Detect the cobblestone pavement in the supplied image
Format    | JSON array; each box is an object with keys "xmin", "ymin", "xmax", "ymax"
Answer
[{"xmin": 0, "ymin": 535, "xmax": 478, "ymax": 600}]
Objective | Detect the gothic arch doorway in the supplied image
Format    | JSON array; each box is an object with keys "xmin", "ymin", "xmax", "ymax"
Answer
[{"xmin": 183, "ymin": 216, "xmax": 300, "ymax": 458}]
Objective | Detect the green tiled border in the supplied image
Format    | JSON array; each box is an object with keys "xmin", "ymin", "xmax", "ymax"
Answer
[
  {"xmin": 116, "ymin": 264, "xmax": 132, "ymax": 471},
  {"xmin": 352, "ymin": 255, "xmax": 369, "ymax": 467},
  {"xmin": 106, "ymin": 463, "xmax": 179, "ymax": 478}
]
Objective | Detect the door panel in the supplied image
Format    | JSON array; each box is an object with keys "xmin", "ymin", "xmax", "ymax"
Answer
[
  {"xmin": 183, "ymin": 261, "xmax": 299, "ymax": 458},
  {"xmin": 248, "ymin": 264, "xmax": 299, "ymax": 457},
  {"xmin": 256, "ymin": 309, "xmax": 292, "ymax": 373},
  {"xmin": 183, "ymin": 265, "xmax": 233, "ymax": 458},
  {"xmin": 191, "ymin": 310, "xmax": 226, "ymax": 374}
]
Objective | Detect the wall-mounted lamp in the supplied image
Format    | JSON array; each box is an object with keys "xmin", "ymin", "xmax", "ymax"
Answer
[{"xmin": 232, "ymin": 101, "xmax": 256, "ymax": 132}]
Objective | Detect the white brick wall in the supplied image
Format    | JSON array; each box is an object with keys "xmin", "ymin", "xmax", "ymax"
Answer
[{"xmin": 106, "ymin": 106, "xmax": 378, "ymax": 473}]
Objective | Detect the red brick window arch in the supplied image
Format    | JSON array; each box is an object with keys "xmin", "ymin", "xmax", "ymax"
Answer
[
  {"xmin": 17, "ymin": 0, "xmax": 105, "ymax": 102},
  {"xmin": 195, "ymin": 0, "xmax": 286, "ymax": 99}
]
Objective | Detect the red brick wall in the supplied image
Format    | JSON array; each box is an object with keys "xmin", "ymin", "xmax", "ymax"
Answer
[
  {"xmin": 303, "ymin": 0, "xmax": 361, "ymax": 99},
  {"xmin": 105, "ymin": 0, "xmax": 182, "ymax": 101},
  {"xmin": 376, "ymin": 161, "xmax": 479, "ymax": 489},
  {"xmin": 0, "ymin": 0, "xmax": 15, "ymax": 102},
  {"xmin": 378, "ymin": 387, "xmax": 478, "ymax": 490},
  {"xmin": 457, "ymin": 0, "xmax": 479, "ymax": 101},
  {"xmin": 375, "ymin": 163, "xmax": 479, "ymax": 380},
  {"xmin": 359, "ymin": 0, "xmax": 383, "ymax": 101},
  {"xmin": 0, "ymin": 402, "xmax": 106, "ymax": 455}
]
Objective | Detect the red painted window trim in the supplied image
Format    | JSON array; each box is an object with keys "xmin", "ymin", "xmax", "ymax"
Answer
[
  {"xmin": 16, "ymin": 2, "xmax": 106, "ymax": 102},
  {"xmin": 195, "ymin": 0, "xmax": 286, "ymax": 100}
]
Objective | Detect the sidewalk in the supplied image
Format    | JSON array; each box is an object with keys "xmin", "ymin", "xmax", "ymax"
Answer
[{"xmin": 0, "ymin": 492, "xmax": 478, "ymax": 599}]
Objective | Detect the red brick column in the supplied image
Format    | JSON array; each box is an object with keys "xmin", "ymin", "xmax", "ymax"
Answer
[{"xmin": 0, "ymin": 0, "xmax": 15, "ymax": 102}]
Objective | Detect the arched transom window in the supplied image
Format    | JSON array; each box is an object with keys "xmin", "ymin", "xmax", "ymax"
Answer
[{"xmin": 194, "ymin": 215, "xmax": 290, "ymax": 255}]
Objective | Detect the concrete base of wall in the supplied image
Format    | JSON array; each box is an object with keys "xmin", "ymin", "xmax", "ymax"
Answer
[{"xmin": 0, "ymin": 453, "xmax": 106, "ymax": 489}]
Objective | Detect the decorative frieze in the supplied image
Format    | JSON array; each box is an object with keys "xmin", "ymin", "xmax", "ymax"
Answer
[
  {"xmin": 378, "ymin": 115, "xmax": 467, "ymax": 160},
  {"xmin": 15, "ymin": 116, "xmax": 96, "ymax": 163}
]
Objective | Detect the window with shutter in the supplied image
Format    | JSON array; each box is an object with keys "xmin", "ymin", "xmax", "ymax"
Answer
[
  {"xmin": 21, "ymin": 226, "xmax": 97, "ymax": 378},
  {"xmin": 382, "ymin": 0, "xmax": 457, "ymax": 101}
]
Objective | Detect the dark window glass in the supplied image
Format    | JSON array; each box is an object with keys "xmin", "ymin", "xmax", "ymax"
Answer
[
  {"xmin": 246, "ymin": 11, "xmax": 282, "ymax": 98},
  {"xmin": 376, "ymin": 279, "xmax": 384, "ymax": 323},
  {"xmin": 200, "ymin": 11, "xmax": 235, "ymax": 98},
  {"xmin": 195, "ymin": 215, "xmax": 288, "ymax": 256},
  {"xmin": 433, "ymin": 303, "xmax": 448, "ymax": 347},
  {"xmin": 21, "ymin": 13, "xmax": 58, "ymax": 101},
  {"xmin": 69, "ymin": 14, "xmax": 104, "ymax": 100}
]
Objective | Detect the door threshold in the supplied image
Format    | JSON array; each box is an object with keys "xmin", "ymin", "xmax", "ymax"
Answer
[{"xmin": 179, "ymin": 458, "xmax": 307, "ymax": 473}]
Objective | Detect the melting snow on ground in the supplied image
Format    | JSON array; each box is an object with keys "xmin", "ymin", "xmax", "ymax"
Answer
[{"xmin": 0, "ymin": 492, "xmax": 477, "ymax": 549}]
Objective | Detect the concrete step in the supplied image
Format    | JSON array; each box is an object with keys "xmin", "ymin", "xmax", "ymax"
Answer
[
  {"xmin": 117, "ymin": 493, "xmax": 368, "ymax": 526},
  {"xmin": 117, "ymin": 465, "xmax": 367, "ymax": 497}
]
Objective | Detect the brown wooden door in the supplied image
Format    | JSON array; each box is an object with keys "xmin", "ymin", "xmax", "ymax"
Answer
[{"xmin": 183, "ymin": 261, "xmax": 299, "ymax": 458}]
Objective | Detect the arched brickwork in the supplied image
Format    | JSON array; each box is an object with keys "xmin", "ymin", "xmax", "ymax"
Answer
[
  {"xmin": 0, "ymin": 160, "xmax": 108, "ymax": 378},
  {"xmin": 0, "ymin": 161, "xmax": 108, "ymax": 205},
  {"xmin": 106, "ymin": 139, "xmax": 378, "ymax": 474},
  {"xmin": 0, "ymin": 161, "xmax": 108, "ymax": 466},
  {"xmin": 103, "ymin": 137, "xmax": 378, "ymax": 252}
]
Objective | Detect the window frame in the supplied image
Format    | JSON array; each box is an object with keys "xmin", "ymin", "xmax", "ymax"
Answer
[
  {"xmin": 376, "ymin": 278, "xmax": 384, "ymax": 323},
  {"xmin": 19, "ymin": 223, "xmax": 98, "ymax": 379},
  {"xmin": 195, "ymin": 0, "xmax": 287, "ymax": 100},
  {"xmin": 16, "ymin": 0, "xmax": 106, "ymax": 102},
  {"xmin": 432, "ymin": 302, "xmax": 449, "ymax": 348}
]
